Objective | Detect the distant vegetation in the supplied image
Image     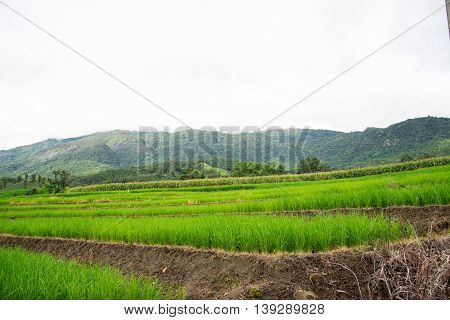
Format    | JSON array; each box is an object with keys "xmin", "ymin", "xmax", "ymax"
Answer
[
  {"xmin": 1, "ymin": 164, "xmax": 448, "ymax": 219},
  {"xmin": 70, "ymin": 157, "xmax": 449, "ymax": 192},
  {"xmin": 296, "ymin": 156, "xmax": 331, "ymax": 173},
  {"xmin": 0, "ymin": 117, "xmax": 448, "ymax": 177},
  {"xmin": 0, "ymin": 170, "xmax": 69, "ymax": 195},
  {"xmin": 44, "ymin": 170, "xmax": 70, "ymax": 194},
  {"xmin": 2, "ymin": 157, "xmax": 448, "ymax": 195},
  {"xmin": 70, "ymin": 160, "xmax": 231, "ymax": 186},
  {"xmin": 232, "ymin": 161, "xmax": 287, "ymax": 177},
  {"xmin": 8, "ymin": 157, "xmax": 327, "ymax": 187}
]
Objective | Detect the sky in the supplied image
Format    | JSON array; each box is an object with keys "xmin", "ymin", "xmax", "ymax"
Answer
[{"xmin": 0, "ymin": 0, "xmax": 449, "ymax": 150}]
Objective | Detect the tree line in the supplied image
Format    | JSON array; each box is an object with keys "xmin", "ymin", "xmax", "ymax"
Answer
[
  {"xmin": 231, "ymin": 156, "xmax": 331, "ymax": 177},
  {"xmin": 72, "ymin": 156, "xmax": 332, "ymax": 186},
  {"xmin": 0, "ymin": 152, "xmax": 438, "ymax": 194},
  {"xmin": 1, "ymin": 157, "xmax": 332, "ymax": 191},
  {"xmin": 0, "ymin": 170, "xmax": 70, "ymax": 194},
  {"xmin": 3, "ymin": 151, "xmax": 434, "ymax": 194}
]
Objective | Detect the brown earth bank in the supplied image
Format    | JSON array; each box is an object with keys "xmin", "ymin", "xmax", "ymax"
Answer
[
  {"xmin": 287, "ymin": 205, "xmax": 450, "ymax": 236},
  {"xmin": 0, "ymin": 234, "xmax": 448, "ymax": 300}
]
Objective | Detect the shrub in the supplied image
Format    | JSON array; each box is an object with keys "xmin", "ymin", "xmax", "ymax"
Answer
[
  {"xmin": 297, "ymin": 156, "xmax": 331, "ymax": 173},
  {"xmin": 400, "ymin": 154, "xmax": 414, "ymax": 162},
  {"xmin": 46, "ymin": 170, "xmax": 70, "ymax": 193},
  {"xmin": 25, "ymin": 188, "xmax": 38, "ymax": 196}
]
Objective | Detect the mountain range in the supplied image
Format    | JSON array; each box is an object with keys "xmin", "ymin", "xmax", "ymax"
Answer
[{"xmin": 0, "ymin": 117, "xmax": 448, "ymax": 177}]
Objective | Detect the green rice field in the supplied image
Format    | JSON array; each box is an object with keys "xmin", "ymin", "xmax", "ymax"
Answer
[
  {"xmin": 0, "ymin": 214, "xmax": 411, "ymax": 253},
  {"xmin": 0, "ymin": 164, "xmax": 448, "ymax": 253},
  {"xmin": 0, "ymin": 161, "xmax": 448, "ymax": 300},
  {"xmin": 0, "ymin": 247, "xmax": 183, "ymax": 300},
  {"xmin": 0, "ymin": 165, "xmax": 448, "ymax": 219}
]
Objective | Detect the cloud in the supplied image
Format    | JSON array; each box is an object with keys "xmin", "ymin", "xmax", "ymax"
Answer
[{"xmin": 0, "ymin": 0, "xmax": 449, "ymax": 150}]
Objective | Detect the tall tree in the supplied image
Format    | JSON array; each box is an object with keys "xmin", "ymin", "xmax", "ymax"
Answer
[
  {"xmin": 46, "ymin": 170, "xmax": 70, "ymax": 193},
  {"xmin": 0, "ymin": 177, "xmax": 7, "ymax": 189},
  {"xmin": 23, "ymin": 173, "xmax": 29, "ymax": 188},
  {"xmin": 297, "ymin": 156, "xmax": 330, "ymax": 174}
]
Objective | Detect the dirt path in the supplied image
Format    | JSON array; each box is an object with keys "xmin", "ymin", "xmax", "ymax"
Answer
[{"xmin": 1, "ymin": 234, "xmax": 448, "ymax": 300}]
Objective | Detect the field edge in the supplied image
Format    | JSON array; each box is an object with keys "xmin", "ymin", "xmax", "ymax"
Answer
[{"xmin": 1, "ymin": 233, "xmax": 448, "ymax": 300}]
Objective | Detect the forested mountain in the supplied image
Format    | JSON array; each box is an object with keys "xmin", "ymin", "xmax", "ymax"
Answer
[
  {"xmin": 0, "ymin": 117, "xmax": 448, "ymax": 177},
  {"xmin": 302, "ymin": 117, "xmax": 450, "ymax": 167}
]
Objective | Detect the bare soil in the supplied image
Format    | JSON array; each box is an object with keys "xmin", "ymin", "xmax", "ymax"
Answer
[{"xmin": 287, "ymin": 205, "xmax": 450, "ymax": 236}]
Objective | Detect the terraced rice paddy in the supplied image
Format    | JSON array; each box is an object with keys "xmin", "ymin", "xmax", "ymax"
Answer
[
  {"xmin": 0, "ymin": 163, "xmax": 448, "ymax": 299},
  {"xmin": 0, "ymin": 214, "xmax": 411, "ymax": 253},
  {"xmin": 0, "ymin": 247, "xmax": 182, "ymax": 300},
  {"xmin": 0, "ymin": 165, "xmax": 448, "ymax": 220}
]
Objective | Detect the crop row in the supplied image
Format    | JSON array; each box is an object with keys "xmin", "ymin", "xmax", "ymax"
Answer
[
  {"xmin": 0, "ymin": 214, "xmax": 412, "ymax": 253},
  {"xmin": 1, "ymin": 167, "xmax": 448, "ymax": 218},
  {"xmin": 70, "ymin": 157, "xmax": 450, "ymax": 192},
  {"xmin": 0, "ymin": 247, "xmax": 182, "ymax": 300}
]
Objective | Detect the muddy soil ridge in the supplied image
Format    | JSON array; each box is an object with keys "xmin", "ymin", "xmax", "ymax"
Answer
[
  {"xmin": 1, "ymin": 206, "xmax": 448, "ymax": 300},
  {"xmin": 1, "ymin": 234, "xmax": 448, "ymax": 300},
  {"xmin": 287, "ymin": 205, "xmax": 450, "ymax": 236}
]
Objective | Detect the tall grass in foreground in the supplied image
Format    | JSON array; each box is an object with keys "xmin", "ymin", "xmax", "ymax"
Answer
[
  {"xmin": 0, "ymin": 214, "xmax": 412, "ymax": 253},
  {"xmin": 0, "ymin": 247, "xmax": 183, "ymax": 300}
]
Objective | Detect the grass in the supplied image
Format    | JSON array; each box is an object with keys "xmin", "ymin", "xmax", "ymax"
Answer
[
  {"xmin": 0, "ymin": 165, "xmax": 448, "ymax": 218},
  {"xmin": 0, "ymin": 247, "xmax": 183, "ymax": 300},
  {"xmin": 0, "ymin": 160, "xmax": 445, "ymax": 301},
  {"xmin": 0, "ymin": 214, "xmax": 412, "ymax": 253},
  {"xmin": 0, "ymin": 183, "xmax": 38, "ymax": 198}
]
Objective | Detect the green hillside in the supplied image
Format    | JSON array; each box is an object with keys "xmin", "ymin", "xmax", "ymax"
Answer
[
  {"xmin": 0, "ymin": 117, "xmax": 448, "ymax": 177},
  {"xmin": 303, "ymin": 117, "xmax": 450, "ymax": 167}
]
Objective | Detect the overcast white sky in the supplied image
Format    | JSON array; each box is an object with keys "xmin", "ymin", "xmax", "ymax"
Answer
[{"xmin": 0, "ymin": 0, "xmax": 449, "ymax": 150}]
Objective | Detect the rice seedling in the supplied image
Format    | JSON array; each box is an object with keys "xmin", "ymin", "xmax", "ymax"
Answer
[
  {"xmin": 0, "ymin": 165, "xmax": 448, "ymax": 219},
  {"xmin": 0, "ymin": 214, "xmax": 412, "ymax": 253},
  {"xmin": 0, "ymin": 247, "xmax": 183, "ymax": 300}
]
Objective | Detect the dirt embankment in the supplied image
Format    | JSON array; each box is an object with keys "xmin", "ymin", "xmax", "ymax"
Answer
[
  {"xmin": 288, "ymin": 205, "xmax": 450, "ymax": 236},
  {"xmin": 0, "ymin": 234, "xmax": 448, "ymax": 300}
]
